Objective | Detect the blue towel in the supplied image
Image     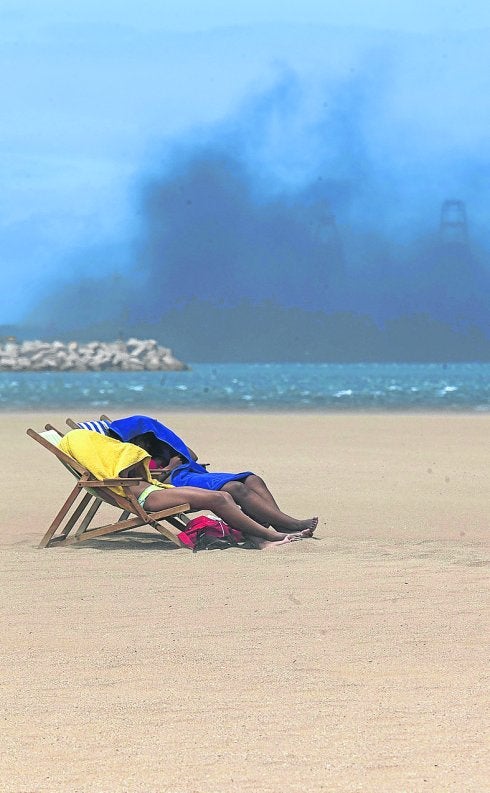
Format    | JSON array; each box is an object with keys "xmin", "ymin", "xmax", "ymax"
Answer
[
  {"xmin": 108, "ymin": 415, "xmax": 200, "ymax": 466},
  {"xmin": 108, "ymin": 415, "xmax": 252, "ymax": 490}
]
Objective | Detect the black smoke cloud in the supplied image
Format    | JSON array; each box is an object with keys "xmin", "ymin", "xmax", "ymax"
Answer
[{"xmin": 26, "ymin": 65, "xmax": 490, "ymax": 361}]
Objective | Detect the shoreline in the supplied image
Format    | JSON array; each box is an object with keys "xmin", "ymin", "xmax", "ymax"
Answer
[{"xmin": 2, "ymin": 406, "xmax": 489, "ymax": 415}]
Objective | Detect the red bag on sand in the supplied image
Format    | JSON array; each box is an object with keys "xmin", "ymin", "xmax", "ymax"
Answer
[{"xmin": 181, "ymin": 516, "xmax": 244, "ymax": 551}]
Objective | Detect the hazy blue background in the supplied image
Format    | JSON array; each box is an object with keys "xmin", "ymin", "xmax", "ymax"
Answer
[{"xmin": 3, "ymin": 1, "xmax": 490, "ymax": 361}]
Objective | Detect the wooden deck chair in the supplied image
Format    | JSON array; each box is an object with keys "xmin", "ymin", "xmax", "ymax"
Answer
[
  {"xmin": 26, "ymin": 425, "xmax": 191, "ymax": 549},
  {"xmin": 66, "ymin": 416, "xmax": 192, "ymax": 528}
]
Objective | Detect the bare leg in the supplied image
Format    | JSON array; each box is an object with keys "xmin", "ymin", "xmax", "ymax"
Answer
[
  {"xmin": 243, "ymin": 474, "xmax": 281, "ymax": 510},
  {"xmin": 221, "ymin": 479, "xmax": 318, "ymax": 535},
  {"xmin": 139, "ymin": 485, "xmax": 311, "ymax": 546}
]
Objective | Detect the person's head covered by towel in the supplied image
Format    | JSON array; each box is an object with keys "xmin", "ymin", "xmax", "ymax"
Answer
[{"xmin": 59, "ymin": 429, "xmax": 156, "ymax": 496}]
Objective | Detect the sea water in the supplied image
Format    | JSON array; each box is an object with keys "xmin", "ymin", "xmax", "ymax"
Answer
[{"xmin": 1, "ymin": 363, "xmax": 489, "ymax": 411}]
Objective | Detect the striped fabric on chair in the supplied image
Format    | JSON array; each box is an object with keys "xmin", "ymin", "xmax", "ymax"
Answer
[{"xmin": 76, "ymin": 420, "xmax": 111, "ymax": 434}]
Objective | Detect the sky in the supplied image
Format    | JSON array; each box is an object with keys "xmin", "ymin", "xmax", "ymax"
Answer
[
  {"xmin": 2, "ymin": 0, "xmax": 490, "ymax": 352},
  {"xmin": 4, "ymin": 0, "xmax": 490, "ymax": 33}
]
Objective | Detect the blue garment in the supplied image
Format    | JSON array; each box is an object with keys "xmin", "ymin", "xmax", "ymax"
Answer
[
  {"xmin": 108, "ymin": 415, "xmax": 253, "ymax": 490},
  {"xmin": 169, "ymin": 466, "xmax": 253, "ymax": 490}
]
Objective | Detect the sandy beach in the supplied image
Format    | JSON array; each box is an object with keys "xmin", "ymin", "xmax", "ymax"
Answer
[{"xmin": 1, "ymin": 411, "xmax": 488, "ymax": 792}]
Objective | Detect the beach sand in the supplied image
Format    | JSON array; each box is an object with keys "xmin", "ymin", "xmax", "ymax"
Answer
[{"xmin": 1, "ymin": 411, "xmax": 488, "ymax": 792}]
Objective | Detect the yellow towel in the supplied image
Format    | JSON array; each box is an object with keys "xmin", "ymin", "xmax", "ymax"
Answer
[{"xmin": 59, "ymin": 429, "xmax": 171, "ymax": 496}]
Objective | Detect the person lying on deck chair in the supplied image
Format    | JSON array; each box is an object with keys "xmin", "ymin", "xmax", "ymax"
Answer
[
  {"xmin": 105, "ymin": 415, "xmax": 318, "ymax": 536},
  {"xmin": 59, "ymin": 429, "xmax": 314, "ymax": 550}
]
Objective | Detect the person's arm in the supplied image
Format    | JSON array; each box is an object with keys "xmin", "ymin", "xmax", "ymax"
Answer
[{"xmin": 157, "ymin": 455, "xmax": 184, "ymax": 481}]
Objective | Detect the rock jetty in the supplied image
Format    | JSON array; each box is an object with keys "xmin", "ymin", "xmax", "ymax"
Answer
[{"xmin": 0, "ymin": 338, "xmax": 188, "ymax": 372}]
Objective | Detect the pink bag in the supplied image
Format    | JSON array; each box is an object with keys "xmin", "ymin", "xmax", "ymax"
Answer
[{"xmin": 182, "ymin": 515, "xmax": 244, "ymax": 551}]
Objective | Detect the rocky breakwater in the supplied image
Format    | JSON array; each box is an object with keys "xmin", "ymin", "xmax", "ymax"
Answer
[{"xmin": 0, "ymin": 338, "xmax": 188, "ymax": 372}]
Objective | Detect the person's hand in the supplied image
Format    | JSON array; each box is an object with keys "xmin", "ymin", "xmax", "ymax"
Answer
[{"xmin": 167, "ymin": 455, "xmax": 183, "ymax": 470}]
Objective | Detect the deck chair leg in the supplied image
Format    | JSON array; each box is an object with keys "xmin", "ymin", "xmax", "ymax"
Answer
[
  {"xmin": 63, "ymin": 515, "xmax": 146, "ymax": 545},
  {"xmin": 166, "ymin": 514, "xmax": 190, "ymax": 529},
  {"xmin": 60, "ymin": 492, "xmax": 93, "ymax": 538},
  {"xmin": 38, "ymin": 482, "xmax": 83, "ymax": 548},
  {"xmin": 73, "ymin": 498, "xmax": 103, "ymax": 537},
  {"xmin": 151, "ymin": 520, "xmax": 186, "ymax": 546}
]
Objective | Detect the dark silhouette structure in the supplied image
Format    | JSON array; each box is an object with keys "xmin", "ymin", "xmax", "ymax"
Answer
[{"xmin": 439, "ymin": 200, "xmax": 469, "ymax": 246}]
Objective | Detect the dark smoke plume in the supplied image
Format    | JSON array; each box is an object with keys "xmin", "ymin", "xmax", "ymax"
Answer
[{"xmin": 26, "ymin": 63, "xmax": 490, "ymax": 361}]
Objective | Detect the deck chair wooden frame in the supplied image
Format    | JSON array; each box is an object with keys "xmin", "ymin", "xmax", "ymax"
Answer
[{"xmin": 27, "ymin": 426, "xmax": 191, "ymax": 549}]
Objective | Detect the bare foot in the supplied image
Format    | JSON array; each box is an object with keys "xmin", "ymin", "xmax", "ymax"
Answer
[
  {"xmin": 297, "ymin": 526, "xmax": 317, "ymax": 538},
  {"xmin": 255, "ymin": 534, "xmax": 305, "ymax": 550},
  {"xmin": 289, "ymin": 517, "xmax": 318, "ymax": 536}
]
